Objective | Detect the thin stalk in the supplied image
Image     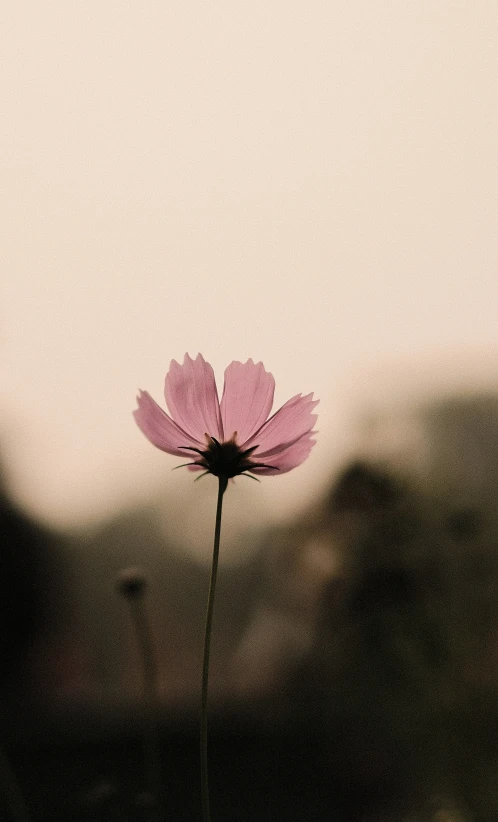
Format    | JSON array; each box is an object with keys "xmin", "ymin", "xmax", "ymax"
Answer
[
  {"xmin": 129, "ymin": 595, "xmax": 163, "ymax": 821},
  {"xmin": 118, "ymin": 568, "xmax": 164, "ymax": 822},
  {"xmin": 200, "ymin": 475, "xmax": 228, "ymax": 822}
]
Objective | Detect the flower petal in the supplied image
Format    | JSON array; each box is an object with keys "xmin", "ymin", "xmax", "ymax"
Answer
[
  {"xmin": 220, "ymin": 359, "xmax": 275, "ymax": 445},
  {"xmin": 244, "ymin": 393, "xmax": 318, "ymax": 455},
  {"xmin": 251, "ymin": 433, "xmax": 317, "ymax": 475},
  {"xmin": 133, "ymin": 390, "xmax": 202, "ymax": 456},
  {"xmin": 165, "ymin": 353, "xmax": 223, "ymax": 442}
]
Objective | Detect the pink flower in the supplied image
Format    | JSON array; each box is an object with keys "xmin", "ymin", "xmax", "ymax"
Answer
[{"xmin": 133, "ymin": 354, "xmax": 318, "ymax": 480}]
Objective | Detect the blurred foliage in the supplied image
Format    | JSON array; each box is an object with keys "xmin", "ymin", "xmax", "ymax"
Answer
[{"xmin": 3, "ymin": 394, "xmax": 498, "ymax": 820}]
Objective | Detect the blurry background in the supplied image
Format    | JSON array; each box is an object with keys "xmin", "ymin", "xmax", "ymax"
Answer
[
  {"xmin": 1, "ymin": 2, "xmax": 498, "ymax": 820},
  {"xmin": 1, "ymin": 0, "xmax": 497, "ymax": 530}
]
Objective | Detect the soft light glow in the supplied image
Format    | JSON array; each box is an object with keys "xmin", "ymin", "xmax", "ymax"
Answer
[{"xmin": 1, "ymin": 0, "xmax": 497, "ymax": 525}]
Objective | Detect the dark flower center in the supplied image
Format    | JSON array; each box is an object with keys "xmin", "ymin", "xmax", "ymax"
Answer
[{"xmin": 179, "ymin": 436, "xmax": 278, "ymax": 479}]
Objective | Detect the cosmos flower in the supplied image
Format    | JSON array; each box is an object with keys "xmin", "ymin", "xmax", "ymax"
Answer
[{"xmin": 133, "ymin": 353, "xmax": 318, "ymax": 480}]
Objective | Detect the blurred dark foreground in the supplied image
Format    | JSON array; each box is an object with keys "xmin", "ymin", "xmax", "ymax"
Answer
[
  {"xmin": 3, "ymin": 393, "xmax": 498, "ymax": 821},
  {"xmin": 4, "ymin": 707, "xmax": 343, "ymax": 822}
]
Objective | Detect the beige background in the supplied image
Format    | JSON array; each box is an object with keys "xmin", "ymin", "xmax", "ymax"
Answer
[{"xmin": 1, "ymin": 1, "xmax": 497, "ymax": 527}]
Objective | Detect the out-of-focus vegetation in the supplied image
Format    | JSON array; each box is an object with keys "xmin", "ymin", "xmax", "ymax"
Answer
[{"xmin": 2, "ymin": 394, "xmax": 498, "ymax": 820}]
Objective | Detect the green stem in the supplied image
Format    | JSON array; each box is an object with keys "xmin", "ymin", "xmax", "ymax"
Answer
[{"xmin": 200, "ymin": 475, "xmax": 227, "ymax": 822}]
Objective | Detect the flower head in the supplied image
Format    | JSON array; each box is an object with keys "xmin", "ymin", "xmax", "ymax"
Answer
[
  {"xmin": 133, "ymin": 354, "xmax": 318, "ymax": 481},
  {"xmin": 116, "ymin": 567, "xmax": 148, "ymax": 599}
]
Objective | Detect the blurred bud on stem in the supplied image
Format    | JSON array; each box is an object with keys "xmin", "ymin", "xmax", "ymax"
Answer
[{"xmin": 116, "ymin": 567, "xmax": 148, "ymax": 599}]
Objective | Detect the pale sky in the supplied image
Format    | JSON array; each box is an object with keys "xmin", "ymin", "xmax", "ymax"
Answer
[{"xmin": 1, "ymin": 1, "xmax": 497, "ymax": 528}]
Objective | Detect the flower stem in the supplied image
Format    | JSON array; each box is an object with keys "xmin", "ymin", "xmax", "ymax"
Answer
[
  {"xmin": 201, "ymin": 475, "xmax": 228, "ymax": 822},
  {"xmin": 129, "ymin": 595, "xmax": 163, "ymax": 821},
  {"xmin": 118, "ymin": 568, "xmax": 163, "ymax": 822}
]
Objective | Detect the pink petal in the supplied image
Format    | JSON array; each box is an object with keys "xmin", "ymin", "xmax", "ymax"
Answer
[
  {"xmin": 251, "ymin": 433, "xmax": 317, "ymax": 475},
  {"xmin": 220, "ymin": 359, "xmax": 275, "ymax": 445},
  {"xmin": 244, "ymin": 393, "xmax": 318, "ymax": 455},
  {"xmin": 133, "ymin": 390, "xmax": 203, "ymax": 456},
  {"xmin": 165, "ymin": 353, "xmax": 223, "ymax": 443}
]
